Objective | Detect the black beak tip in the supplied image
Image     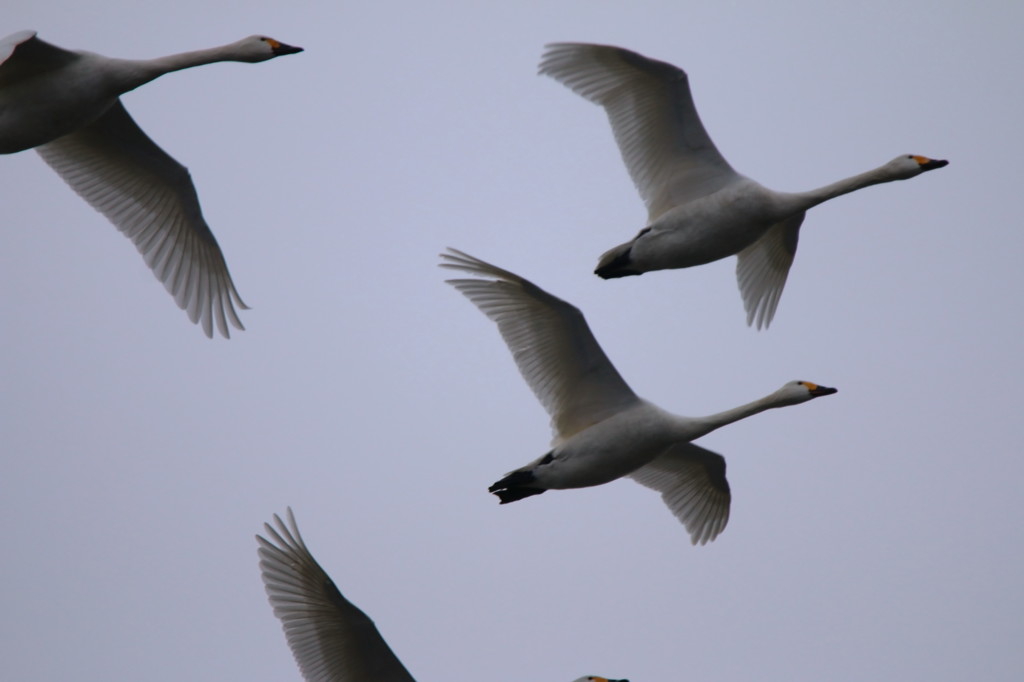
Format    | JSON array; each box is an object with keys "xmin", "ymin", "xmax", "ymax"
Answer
[
  {"xmin": 923, "ymin": 158, "xmax": 949, "ymax": 171},
  {"xmin": 274, "ymin": 44, "xmax": 304, "ymax": 56},
  {"xmin": 813, "ymin": 386, "xmax": 838, "ymax": 397}
]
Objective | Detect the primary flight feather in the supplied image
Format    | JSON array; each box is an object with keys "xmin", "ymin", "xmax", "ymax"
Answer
[{"xmin": 258, "ymin": 509, "xmax": 628, "ymax": 681}]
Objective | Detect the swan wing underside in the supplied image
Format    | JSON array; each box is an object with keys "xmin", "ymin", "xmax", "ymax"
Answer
[
  {"xmin": 441, "ymin": 248, "xmax": 639, "ymax": 441},
  {"xmin": 629, "ymin": 442, "xmax": 731, "ymax": 545},
  {"xmin": 0, "ymin": 31, "xmax": 78, "ymax": 86},
  {"xmin": 35, "ymin": 100, "xmax": 247, "ymax": 337},
  {"xmin": 735, "ymin": 211, "xmax": 804, "ymax": 330},
  {"xmin": 258, "ymin": 510, "xmax": 417, "ymax": 682},
  {"xmin": 539, "ymin": 42, "xmax": 739, "ymax": 220}
]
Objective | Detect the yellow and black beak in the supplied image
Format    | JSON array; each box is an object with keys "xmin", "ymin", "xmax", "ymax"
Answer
[
  {"xmin": 802, "ymin": 382, "xmax": 838, "ymax": 397},
  {"xmin": 268, "ymin": 39, "xmax": 303, "ymax": 56},
  {"xmin": 913, "ymin": 155, "xmax": 949, "ymax": 172}
]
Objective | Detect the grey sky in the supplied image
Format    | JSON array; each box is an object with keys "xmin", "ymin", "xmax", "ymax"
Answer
[{"xmin": 2, "ymin": 1, "xmax": 1021, "ymax": 681}]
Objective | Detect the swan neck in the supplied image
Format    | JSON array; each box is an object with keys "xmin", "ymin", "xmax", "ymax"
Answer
[
  {"xmin": 115, "ymin": 44, "xmax": 245, "ymax": 91},
  {"xmin": 689, "ymin": 394, "xmax": 779, "ymax": 440},
  {"xmin": 789, "ymin": 164, "xmax": 897, "ymax": 211}
]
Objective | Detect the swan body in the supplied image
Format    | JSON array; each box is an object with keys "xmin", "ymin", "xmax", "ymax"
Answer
[
  {"xmin": 0, "ymin": 31, "xmax": 303, "ymax": 336},
  {"xmin": 539, "ymin": 42, "xmax": 948, "ymax": 328},
  {"xmin": 441, "ymin": 248, "xmax": 837, "ymax": 544},
  {"xmin": 258, "ymin": 509, "xmax": 626, "ymax": 681}
]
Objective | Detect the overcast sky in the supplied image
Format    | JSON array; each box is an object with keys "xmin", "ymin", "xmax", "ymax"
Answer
[{"xmin": 2, "ymin": 1, "xmax": 1022, "ymax": 681}]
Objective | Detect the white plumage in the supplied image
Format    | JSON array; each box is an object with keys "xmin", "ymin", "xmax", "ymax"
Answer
[
  {"xmin": 442, "ymin": 248, "xmax": 837, "ymax": 544},
  {"xmin": 539, "ymin": 42, "xmax": 947, "ymax": 328}
]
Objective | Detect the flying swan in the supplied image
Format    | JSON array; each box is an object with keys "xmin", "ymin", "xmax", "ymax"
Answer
[
  {"xmin": 539, "ymin": 42, "xmax": 948, "ymax": 328},
  {"xmin": 257, "ymin": 508, "xmax": 627, "ymax": 682},
  {"xmin": 0, "ymin": 31, "xmax": 303, "ymax": 337},
  {"xmin": 441, "ymin": 248, "xmax": 837, "ymax": 544}
]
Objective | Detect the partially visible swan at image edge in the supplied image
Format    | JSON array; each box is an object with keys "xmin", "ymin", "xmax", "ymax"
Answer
[
  {"xmin": 539, "ymin": 42, "xmax": 948, "ymax": 329},
  {"xmin": 0, "ymin": 30, "xmax": 303, "ymax": 337},
  {"xmin": 441, "ymin": 248, "xmax": 837, "ymax": 544},
  {"xmin": 257, "ymin": 508, "xmax": 628, "ymax": 682}
]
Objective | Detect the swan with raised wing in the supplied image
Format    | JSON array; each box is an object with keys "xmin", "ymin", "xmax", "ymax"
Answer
[
  {"xmin": 442, "ymin": 248, "xmax": 837, "ymax": 544},
  {"xmin": 539, "ymin": 42, "xmax": 947, "ymax": 328},
  {"xmin": 0, "ymin": 31, "xmax": 302, "ymax": 336}
]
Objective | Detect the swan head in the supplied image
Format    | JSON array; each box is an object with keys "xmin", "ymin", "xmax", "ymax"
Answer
[
  {"xmin": 231, "ymin": 35, "xmax": 304, "ymax": 62},
  {"xmin": 886, "ymin": 154, "xmax": 949, "ymax": 179},
  {"xmin": 773, "ymin": 380, "xmax": 838, "ymax": 406}
]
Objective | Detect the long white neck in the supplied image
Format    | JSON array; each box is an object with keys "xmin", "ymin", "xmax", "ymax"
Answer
[
  {"xmin": 105, "ymin": 43, "xmax": 252, "ymax": 93},
  {"xmin": 783, "ymin": 162, "xmax": 903, "ymax": 213},
  {"xmin": 685, "ymin": 392, "xmax": 790, "ymax": 441}
]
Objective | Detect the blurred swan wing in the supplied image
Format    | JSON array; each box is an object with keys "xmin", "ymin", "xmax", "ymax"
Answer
[
  {"xmin": 736, "ymin": 211, "xmax": 803, "ymax": 330},
  {"xmin": 0, "ymin": 31, "xmax": 78, "ymax": 86},
  {"xmin": 35, "ymin": 100, "xmax": 247, "ymax": 337},
  {"xmin": 441, "ymin": 248, "xmax": 639, "ymax": 441},
  {"xmin": 539, "ymin": 42, "xmax": 739, "ymax": 220},
  {"xmin": 257, "ymin": 509, "xmax": 416, "ymax": 682},
  {"xmin": 629, "ymin": 442, "xmax": 731, "ymax": 545}
]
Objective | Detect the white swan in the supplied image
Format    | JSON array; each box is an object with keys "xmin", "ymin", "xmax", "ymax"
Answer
[
  {"xmin": 258, "ymin": 509, "xmax": 628, "ymax": 682},
  {"xmin": 539, "ymin": 43, "xmax": 948, "ymax": 328},
  {"xmin": 441, "ymin": 248, "xmax": 837, "ymax": 544},
  {"xmin": 0, "ymin": 31, "xmax": 303, "ymax": 337}
]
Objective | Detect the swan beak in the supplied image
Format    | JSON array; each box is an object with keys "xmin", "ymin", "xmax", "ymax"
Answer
[
  {"xmin": 808, "ymin": 384, "xmax": 838, "ymax": 397},
  {"xmin": 271, "ymin": 42, "xmax": 304, "ymax": 56},
  {"xmin": 915, "ymin": 156, "xmax": 949, "ymax": 171}
]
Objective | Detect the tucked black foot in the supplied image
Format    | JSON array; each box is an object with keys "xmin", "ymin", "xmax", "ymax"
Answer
[
  {"xmin": 489, "ymin": 469, "xmax": 546, "ymax": 504},
  {"xmin": 492, "ymin": 486, "xmax": 546, "ymax": 504},
  {"xmin": 594, "ymin": 246, "xmax": 641, "ymax": 279},
  {"xmin": 595, "ymin": 266, "xmax": 640, "ymax": 279}
]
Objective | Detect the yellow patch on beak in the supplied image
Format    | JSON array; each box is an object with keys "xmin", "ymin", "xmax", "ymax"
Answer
[
  {"xmin": 912, "ymin": 155, "xmax": 931, "ymax": 165},
  {"xmin": 265, "ymin": 38, "xmax": 282, "ymax": 49},
  {"xmin": 801, "ymin": 381, "xmax": 819, "ymax": 391}
]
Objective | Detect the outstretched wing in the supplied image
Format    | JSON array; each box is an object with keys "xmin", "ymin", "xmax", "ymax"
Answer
[
  {"xmin": 736, "ymin": 212, "xmax": 804, "ymax": 329},
  {"xmin": 539, "ymin": 42, "xmax": 739, "ymax": 220},
  {"xmin": 629, "ymin": 442, "xmax": 731, "ymax": 545},
  {"xmin": 441, "ymin": 248, "xmax": 639, "ymax": 442},
  {"xmin": 36, "ymin": 100, "xmax": 247, "ymax": 337},
  {"xmin": 257, "ymin": 509, "xmax": 417, "ymax": 682}
]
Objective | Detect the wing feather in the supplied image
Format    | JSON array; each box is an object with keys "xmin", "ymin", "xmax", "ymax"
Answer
[
  {"xmin": 629, "ymin": 443, "xmax": 731, "ymax": 545},
  {"xmin": 441, "ymin": 248, "xmax": 638, "ymax": 441},
  {"xmin": 35, "ymin": 100, "xmax": 247, "ymax": 337},
  {"xmin": 736, "ymin": 212, "xmax": 804, "ymax": 329},
  {"xmin": 539, "ymin": 42, "xmax": 739, "ymax": 219},
  {"xmin": 257, "ymin": 509, "xmax": 417, "ymax": 682}
]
